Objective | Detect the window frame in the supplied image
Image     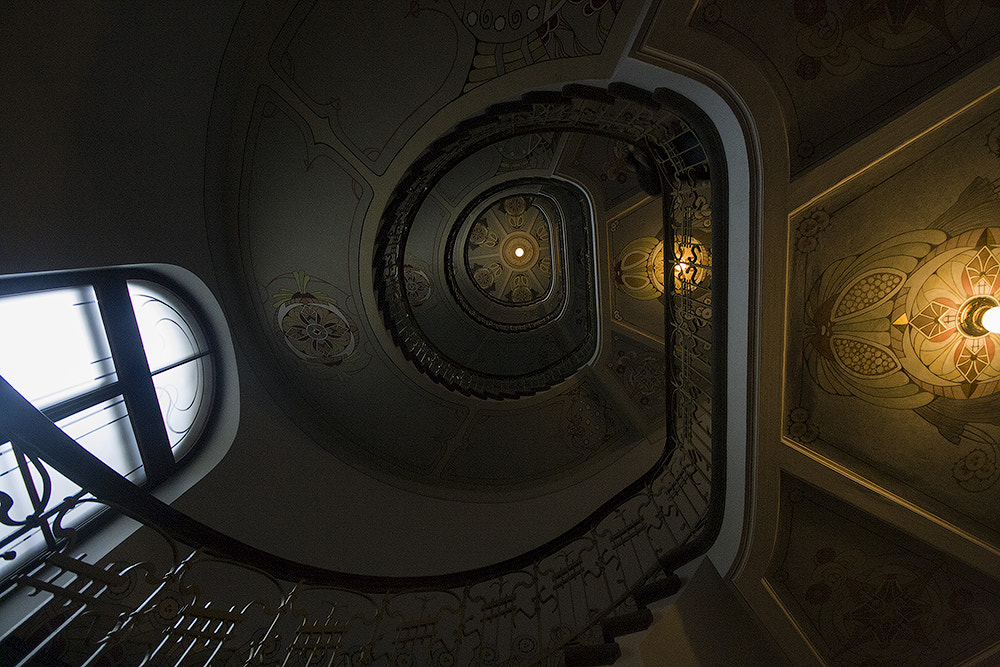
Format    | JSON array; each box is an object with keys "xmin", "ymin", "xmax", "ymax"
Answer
[{"xmin": 0, "ymin": 265, "xmax": 229, "ymax": 572}]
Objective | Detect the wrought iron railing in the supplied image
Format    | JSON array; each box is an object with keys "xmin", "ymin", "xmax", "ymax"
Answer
[
  {"xmin": 0, "ymin": 85, "xmax": 727, "ymax": 666},
  {"xmin": 0, "ymin": 417, "xmax": 716, "ymax": 665}
]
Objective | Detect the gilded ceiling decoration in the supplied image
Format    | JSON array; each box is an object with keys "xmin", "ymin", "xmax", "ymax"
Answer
[
  {"xmin": 804, "ymin": 228, "xmax": 942, "ymax": 410},
  {"xmin": 612, "ymin": 233, "xmax": 710, "ymax": 301},
  {"xmin": 804, "ymin": 183, "xmax": 1000, "ymax": 410},
  {"xmin": 786, "ymin": 102, "xmax": 1000, "ymax": 541},
  {"xmin": 614, "ymin": 236, "xmax": 664, "ymax": 300},
  {"xmin": 892, "ymin": 228, "xmax": 1000, "ymax": 399},
  {"xmin": 608, "ymin": 179, "xmax": 713, "ymax": 344}
]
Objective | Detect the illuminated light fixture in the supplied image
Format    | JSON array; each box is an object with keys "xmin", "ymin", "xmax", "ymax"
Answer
[
  {"xmin": 514, "ymin": 246, "xmax": 525, "ymax": 258},
  {"xmin": 984, "ymin": 306, "xmax": 1000, "ymax": 333},
  {"xmin": 958, "ymin": 295, "xmax": 1000, "ymax": 336}
]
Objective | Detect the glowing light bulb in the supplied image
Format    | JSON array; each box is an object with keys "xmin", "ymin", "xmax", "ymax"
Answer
[
  {"xmin": 514, "ymin": 247, "xmax": 525, "ymax": 258},
  {"xmin": 983, "ymin": 306, "xmax": 1000, "ymax": 333}
]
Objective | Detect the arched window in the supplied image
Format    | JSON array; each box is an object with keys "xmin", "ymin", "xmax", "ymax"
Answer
[{"xmin": 0, "ymin": 266, "xmax": 231, "ymax": 579}]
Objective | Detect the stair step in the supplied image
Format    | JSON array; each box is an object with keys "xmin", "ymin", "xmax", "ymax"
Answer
[
  {"xmin": 601, "ymin": 607, "xmax": 654, "ymax": 643},
  {"xmin": 633, "ymin": 573, "xmax": 681, "ymax": 607},
  {"xmin": 563, "ymin": 642, "xmax": 623, "ymax": 667}
]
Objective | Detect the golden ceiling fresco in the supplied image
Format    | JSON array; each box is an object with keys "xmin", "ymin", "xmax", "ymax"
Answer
[
  {"xmin": 690, "ymin": 0, "xmax": 1000, "ymax": 173},
  {"xmin": 785, "ymin": 98, "xmax": 1000, "ymax": 543}
]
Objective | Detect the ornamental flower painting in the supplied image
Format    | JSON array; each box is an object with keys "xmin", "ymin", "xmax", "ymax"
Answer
[
  {"xmin": 805, "ymin": 179, "xmax": 1000, "ymax": 410},
  {"xmin": 804, "ymin": 230, "xmax": 937, "ymax": 410},
  {"xmin": 799, "ymin": 177, "xmax": 1000, "ymax": 498},
  {"xmin": 270, "ymin": 271, "xmax": 359, "ymax": 367}
]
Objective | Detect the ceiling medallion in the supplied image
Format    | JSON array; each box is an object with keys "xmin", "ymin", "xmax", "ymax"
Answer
[
  {"xmin": 447, "ymin": 179, "xmax": 583, "ymax": 332},
  {"xmin": 614, "ymin": 234, "xmax": 711, "ymax": 301},
  {"xmin": 807, "ymin": 227, "xmax": 1000, "ymax": 405},
  {"xmin": 893, "ymin": 229, "xmax": 1000, "ymax": 396},
  {"xmin": 614, "ymin": 237, "xmax": 663, "ymax": 300},
  {"xmin": 467, "ymin": 195, "xmax": 551, "ymax": 305}
]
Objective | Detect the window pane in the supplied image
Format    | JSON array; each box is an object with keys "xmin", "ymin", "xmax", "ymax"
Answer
[
  {"xmin": 152, "ymin": 357, "xmax": 213, "ymax": 459},
  {"xmin": 55, "ymin": 396, "xmax": 145, "ymax": 485},
  {"xmin": 128, "ymin": 281, "xmax": 208, "ymax": 373},
  {"xmin": 0, "ymin": 286, "xmax": 116, "ymax": 409}
]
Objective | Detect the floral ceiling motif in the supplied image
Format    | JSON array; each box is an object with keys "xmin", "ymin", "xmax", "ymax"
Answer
[
  {"xmin": 892, "ymin": 228, "xmax": 1000, "ymax": 398},
  {"xmin": 608, "ymin": 178, "xmax": 713, "ymax": 344},
  {"xmin": 612, "ymin": 231, "xmax": 711, "ymax": 301},
  {"xmin": 269, "ymin": 271, "xmax": 362, "ymax": 370},
  {"xmin": 806, "ymin": 225, "xmax": 1000, "ymax": 406},
  {"xmin": 801, "ymin": 178, "xmax": 1000, "ymax": 501},
  {"xmin": 613, "ymin": 236, "xmax": 664, "ymax": 301},
  {"xmin": 465, "ymin": 194, "xmax": 554, "ymax": 305}
]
